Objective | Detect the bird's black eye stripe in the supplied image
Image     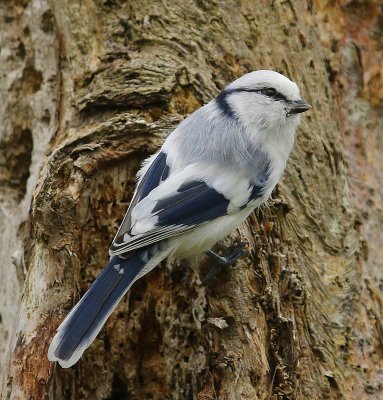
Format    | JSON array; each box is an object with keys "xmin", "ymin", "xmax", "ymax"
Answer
[
  {"xmin": 259, "ymin": 87, "xmax": 287, "ymax": 101},
  {"xmin": 216, "ymin": 86, "xmax": 288, "ymax": 117},
  {"xmin": 221, "ymin": 87, "xmax": 288, "ymax": 102}
]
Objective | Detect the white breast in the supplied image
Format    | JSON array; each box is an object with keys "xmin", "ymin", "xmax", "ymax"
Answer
[{"xmin": 169, "ymin": 206, "xmax": 256, "ymax": 257}]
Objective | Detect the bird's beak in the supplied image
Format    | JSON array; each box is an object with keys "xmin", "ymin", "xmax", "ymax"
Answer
[{"xmin": 286, "ymin": 99, "xmax": 311, "ymax": 116}]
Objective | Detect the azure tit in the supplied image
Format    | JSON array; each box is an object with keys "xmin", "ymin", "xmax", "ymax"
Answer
[{"xmin": 48, "ymin": 70, "xmax": 310, "ymax": 367}]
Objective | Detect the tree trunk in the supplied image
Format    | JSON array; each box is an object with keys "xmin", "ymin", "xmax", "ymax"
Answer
[{"xmin": 1, "ymin": 1, "xmax": 382, "ymax": 399}]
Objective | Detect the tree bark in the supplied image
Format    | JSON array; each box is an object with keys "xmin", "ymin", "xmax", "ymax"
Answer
[{"xmin": 1, "ymin": 0, "xmax": 383, "ymax": 399}]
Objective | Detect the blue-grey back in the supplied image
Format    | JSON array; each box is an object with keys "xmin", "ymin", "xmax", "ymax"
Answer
[{"xmin": 163, "ymin": 101, "xmax": 271, "ymax": 187}]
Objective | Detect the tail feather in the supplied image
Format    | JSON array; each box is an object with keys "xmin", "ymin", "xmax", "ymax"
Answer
[{"xmin": 48, "ymin": 246, "xmax": 168, "ymax": 368}]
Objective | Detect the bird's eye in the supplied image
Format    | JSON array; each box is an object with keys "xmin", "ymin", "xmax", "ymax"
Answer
[{"xmin": 264, "ymin": 88, "xmax": 277, "ymax": 97}]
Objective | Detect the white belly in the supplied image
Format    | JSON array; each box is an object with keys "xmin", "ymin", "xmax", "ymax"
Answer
[{"xmin": 169, "ymin": 206, "xmax": 255, "ymax": 257}]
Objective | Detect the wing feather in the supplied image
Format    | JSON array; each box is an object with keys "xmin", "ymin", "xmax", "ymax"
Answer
[
  {"xmin": 110, "ymin": 159, "xmax": 268, "ymax": 257},
  {"xmin": 110, "ymin": 178, "xmax": 231, "ymax": 256},
  {"xmin": 111, "ymin": 151, "xmax": 170, "ymax": 249}
]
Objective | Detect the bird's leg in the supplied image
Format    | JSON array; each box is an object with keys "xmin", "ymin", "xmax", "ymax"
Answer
[
  {"xmin": 205, "ymin": 242, "xmax": 245, "ymax": 266},
  {"xmin": 202, "ymin": 242, "xmax": 246, "ymax": 285}
]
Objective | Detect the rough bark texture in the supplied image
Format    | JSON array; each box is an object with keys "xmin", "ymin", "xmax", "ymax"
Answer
[{"xmin": 1, "ymin": 0, "xmax": 382, "ymax": 399}]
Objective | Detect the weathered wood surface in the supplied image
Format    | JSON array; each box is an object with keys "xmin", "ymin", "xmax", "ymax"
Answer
[{"xmin": 0, "ymin": 1, "xmax": 382, "ymax": 399}]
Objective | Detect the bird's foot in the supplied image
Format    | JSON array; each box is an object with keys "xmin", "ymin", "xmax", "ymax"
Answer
[
  {"xmin": 205, "ymin": 242, "xmax": 245, "ymax": 266},
  {"xmin": 202, "ymin": 242, "xmax": 246, "ymax": 285}
]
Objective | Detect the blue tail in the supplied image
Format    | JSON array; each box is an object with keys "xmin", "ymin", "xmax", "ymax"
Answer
[{"xmin": 48, "ymin": 246, "xmax": 166, "ymax": 368}]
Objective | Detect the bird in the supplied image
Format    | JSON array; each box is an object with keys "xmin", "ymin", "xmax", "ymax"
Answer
[{"xmin": 48, "ymin": 70, "xmax": 311, "ymax": 368}]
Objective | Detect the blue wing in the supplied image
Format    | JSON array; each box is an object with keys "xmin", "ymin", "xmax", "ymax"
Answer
[
  {"xmin": 152, "ymin": 180, "xmax": 229, "ymax": 226},
  {"xmin": 111, "ymin": 151, "xmax": 170, "ymax": 248},
  {"xmin": 135, "ymin": 151, "xmax": 170, "ymax": 202},
  {"xmin": 110, "ymin": 142, "xmax": 272, "ymax": 257},
  {"xmin": 110, "ymin": 177, "xmax": 231, "ymax": 255},
  {"xmin": 109, "ymin": 163, "xmax": 271, "ymax": 257}
]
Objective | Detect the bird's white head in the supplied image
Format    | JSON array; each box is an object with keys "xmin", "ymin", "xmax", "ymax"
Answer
[{"xmin": 215, "ymin": 70, "xmax": 310, "ymax": 133}]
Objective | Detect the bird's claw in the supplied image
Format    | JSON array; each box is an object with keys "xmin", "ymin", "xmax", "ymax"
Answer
[
  {"xmin": 205, "ymin": 242, "xmax": 245, "ymax": 267},
  {"xmin": 202, "ymin": 242, "xmax": 246, "ymax": 284}
]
